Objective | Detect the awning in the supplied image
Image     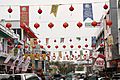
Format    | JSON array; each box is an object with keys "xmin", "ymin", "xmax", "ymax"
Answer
[
  {"xmin": 0, "ymin": 30, "xmax": 11, "ymax": 38},
  {"xmin": 21, "ymin": 25, "xmax": 37, "ymax": 38},
  {"xmin": 0, "ymin": 24, "xmax": 13, "ymax": 38}
]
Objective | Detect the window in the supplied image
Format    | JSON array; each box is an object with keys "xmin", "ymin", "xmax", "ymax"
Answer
[{"xmin": 26, "ymin": 76, "xmax": 39, "ymax": 80}]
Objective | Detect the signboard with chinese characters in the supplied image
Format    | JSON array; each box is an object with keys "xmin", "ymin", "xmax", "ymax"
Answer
[
  {"xmin": 20, "ymin": 6, "xmax": 29, "ymax": 27},
  {"xmin": 95, "ymin": 57, "xmax": 104, "ymax": 67}
]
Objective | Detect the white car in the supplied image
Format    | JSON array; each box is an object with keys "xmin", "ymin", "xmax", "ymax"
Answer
[{"xmin": 0, "ymin": 73, "xmax": 41, "ymax": 80}]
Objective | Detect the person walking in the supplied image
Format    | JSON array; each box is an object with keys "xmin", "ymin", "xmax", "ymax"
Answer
[{"xmin": 36, "ymin": 68, "xmax": 45, "ymax": 80}]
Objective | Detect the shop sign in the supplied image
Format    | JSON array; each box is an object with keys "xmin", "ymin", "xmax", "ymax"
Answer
[{"xmin": 95, "ymin": 57, "xmax": 104, "ymax": 67}]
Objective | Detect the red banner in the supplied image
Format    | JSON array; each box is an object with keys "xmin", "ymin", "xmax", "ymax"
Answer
[{"xmin": 20, "ymin": 6, "xmax": 29, "ymax": 27}]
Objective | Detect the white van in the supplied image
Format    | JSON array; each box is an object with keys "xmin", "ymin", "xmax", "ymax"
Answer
[{"xmin": 0, "ymin": 73, "xmax": 41, "ymax": 80}]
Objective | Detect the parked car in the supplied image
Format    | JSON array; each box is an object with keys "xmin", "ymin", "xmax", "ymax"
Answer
[{"xmin": 0, "ymin": 73, "xmax": 41, "ymax": 80}]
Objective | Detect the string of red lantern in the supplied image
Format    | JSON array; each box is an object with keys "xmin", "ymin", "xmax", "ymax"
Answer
[{"xmin": 30, "ymin": 20, "xmax": 112, "ymax": 29}]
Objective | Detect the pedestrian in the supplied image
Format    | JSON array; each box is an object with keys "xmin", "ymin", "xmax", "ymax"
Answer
[{"xmin": 36, "ymin": 68, "xmax": 45, "ymax": 80}]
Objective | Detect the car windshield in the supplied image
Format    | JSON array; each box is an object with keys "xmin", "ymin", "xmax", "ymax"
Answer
[{"xmin": 26, "ymin": 76, "xmax": 40, "ymax": 80}]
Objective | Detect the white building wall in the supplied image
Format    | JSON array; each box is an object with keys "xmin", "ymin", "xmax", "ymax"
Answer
[{"xmin": 118, "ymin": 0, "xmax": 120, "ymax": 55}]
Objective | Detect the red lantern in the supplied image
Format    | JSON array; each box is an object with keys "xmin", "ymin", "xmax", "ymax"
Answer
[
  {"xmin": 34, "ymin": 41, "xmax": 38, "ymax": 45},
  {"xmin": 98, "ymin": 54, "xmax": 105, "ymax": 59},
  {"xmin": 17, "ymin": 45, "xmax": 21, "ymax": 48},
  {"xmin": 78, "ymin": 55, "xmax": 80, "ymax": 57},
  {"xmin": 54, "ymin": 40, "xmax": 56, "ymax": 42},
  {"xmin": 47, "ymin": 45, "xmax": 51, "ymax": 48},
  {"xmin": 40, "ymin": 45, "xmax": 44, "ymax": 48},
  {"xmin": 72, "ymin": 55, "xmax": 74, "ymax": 58},
  {"xmin": 20, "ymin": 24, "xmax": 25, "ymax": 29},
  {"xmin": 8, "ymin": 7, "xmax": 13, "ymax": 13},
  {"xmin": 77, "ymin": 22, "xmax": 82, "ymax": 28},
  {"xmin": 100, "ymin": 43, "xmax": 104, "ymax": 47},
  {"xmin": 34, "ymin": 23, "xmax": 40, "ymax": 29},
  {"xmin": 108, "ymin": 44, "xmax": 112, "ymax": 47},
  {"xmin": 7, "ymin": 39, "xmax": 11, "ymax": 42},
  {"xmin": 55, "ymin": 45, "xmax": 58, "ymax": 49},
  {"xmin": 25, "ymin": 45, "xmax": 28, "ymax": 48},
  {"xmin": 91, "ymin": 44, "xmax": 96, "ymax": 47},
  {"xmin": 9, "ymin": 45, "xmax": 13, "ymax": 48},
  {"xmin": 32, "ymin": 45, "xmax": 36, "ymax": 49},
  {"xmin": 91, "ymin": 21, "xmax": 97, "ymax": 27},
  {"xmin": 85, "ymin": 44, "xmax": 88, "ymax": 48},
  {"xmin": 6, "ymin": 23, "xmax": 12, "ymax": 28},
  {"xmin": 22, "ymin": 39, "xmax": 26, "ymax": 43},
  {"xmin": 38, "ymin": 8, "xmax": 42, "ymax": 14},
  {"xmin": 63, "ymin": 45, "xmax": 66, "ymax": 49},
  {"xmin": 69, "ymin": 5, "xmax": 74, "ymax": 11},
  {"xmin": 101, "ymin": 38, "xmax": 104, "ymax": 41},
  {"xmin": 85, "ymin": 38, "xmax": 87, "ymax": 41},
  {"xmin": 34, "ymin": 54, "xmax": 37, "ymax": 57},
  {"xmin": 106, "ymin": 20, "xmax": 112, "ymax": 26},
  {"xmin": 78, "ymin": 45, "xmax": 81, "ymax": 48},
  {"xmin": 63, "ymin": 22, "xmax": 68, "ymax": 28},
  {"xmin": 70, "ymin": 45, "xmax": 74, "ymax": 48},
  {"xmin": 38, "ymin": 40, "xmax": 41, "ymax": 43},
  {"xmin": 66, "ymin": 55, "xmax": 68, "ymax": 57},
  {"xmin": 103, "ymin": 4, "xmax": 108, "ymax": 9},
  {"xmin": 69, "ymin": 39, "xmax": 72, "ymax": 42},
  {"xmin": 48, "ymin": 22, "xmax": 54, "ymax": 29}
]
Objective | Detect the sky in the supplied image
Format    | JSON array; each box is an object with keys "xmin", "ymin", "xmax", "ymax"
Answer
[{"xmin": 0, "ymin": 0, "xmax": 109, "ymax": 58}]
